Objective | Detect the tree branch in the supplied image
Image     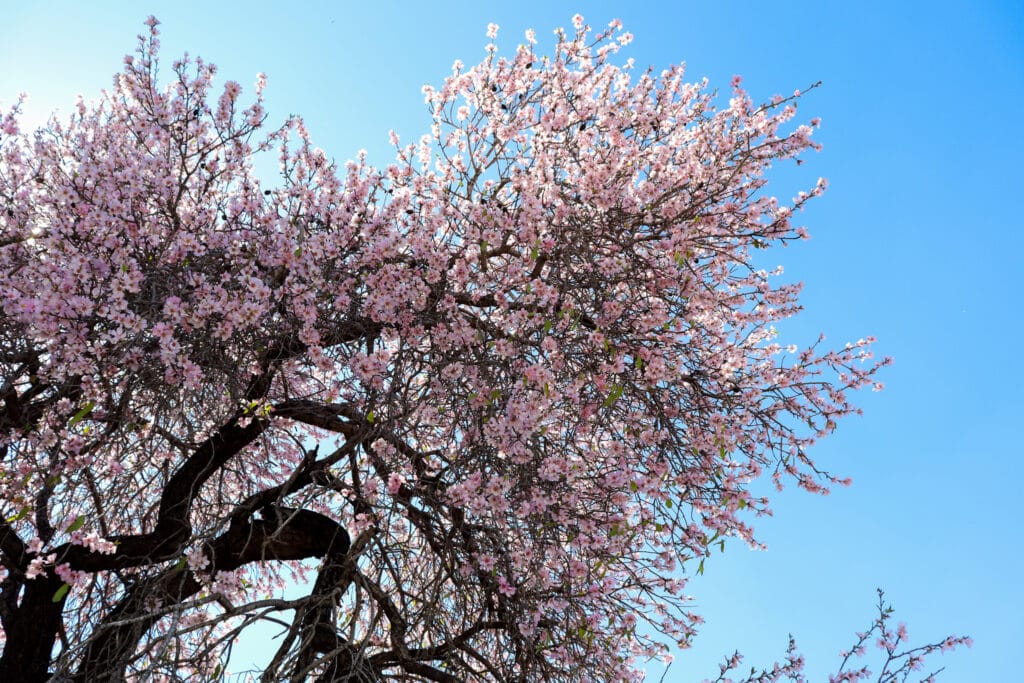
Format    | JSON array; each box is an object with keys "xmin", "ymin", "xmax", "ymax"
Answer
[
  {"xmin": 56, "ymin": 414, "xmax": 270, "ymax": 572},
  {"xmin": 70, "ymin": 507, "xmax": 350, "ymax": 681}
]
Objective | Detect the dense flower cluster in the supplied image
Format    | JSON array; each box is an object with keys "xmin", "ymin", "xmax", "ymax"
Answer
[{"xmin": 0, "ymin": 15, "xmax": 965, "ymax": 682}]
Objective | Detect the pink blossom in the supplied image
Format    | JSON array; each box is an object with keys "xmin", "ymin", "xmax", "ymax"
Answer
[
  {"xmin": 0, "ymin": 15, "xmax": 940, "ymax": 683},
  {"xmin": 497, "ymin": 575, "xmax": 516, "ymax": 596}
]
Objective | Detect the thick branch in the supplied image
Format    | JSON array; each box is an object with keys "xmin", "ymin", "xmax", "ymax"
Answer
[
  {"xmin": 71, "ymin": 507, "xmax": 350, "ymax": 681},
  {"xmin": 0, "ymin": 520, "xmax": 26, "ymax": 567},
  {"xmin": 274, "ymin": 400, "xmax": 362, "ymax": 437},
  {"xmin": 55, "ymin": 415, "xmax": 270, "ymax": 572},
  {"xmin": 0, "ymin": 376, "xmax": 81, "ymax": 439},
  {"xmin": 0, "ymin": 572, "xmax": 67, "ymax": 682}
]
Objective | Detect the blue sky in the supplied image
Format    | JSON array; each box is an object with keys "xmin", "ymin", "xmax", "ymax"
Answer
[{"xmin": 2, "ymin": 1, "xmax": 1021, "ymax": 680}]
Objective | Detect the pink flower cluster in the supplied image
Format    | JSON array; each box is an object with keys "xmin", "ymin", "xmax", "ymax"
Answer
[{"xmin": 0, "ymin": 13, "xmax": 965, "ymax": 683}]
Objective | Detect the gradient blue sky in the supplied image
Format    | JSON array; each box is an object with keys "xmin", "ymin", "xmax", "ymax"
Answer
[{"xmin": 2, "ymin": 2, "xmax": 1021, "ymax": 680}]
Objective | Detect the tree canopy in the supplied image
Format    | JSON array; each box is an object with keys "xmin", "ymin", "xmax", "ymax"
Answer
[{"xmin": 0, "ymin": 15, "xmax": 966, "ymax": 682}]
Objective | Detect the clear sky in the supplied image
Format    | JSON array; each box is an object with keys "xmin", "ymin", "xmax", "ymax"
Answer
[{"xmin": 2, "ymin": 1, "xmax": 1021, "ymax": 681}]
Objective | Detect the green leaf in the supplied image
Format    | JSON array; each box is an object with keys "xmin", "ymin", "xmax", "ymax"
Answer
[
  {"xmin": 174, "ymin": 556, "xmax": 188, "ymax": 571},
  {"xmin": 697, "ymin": 559, "xmax": 705, "ymax": 575},
  {"xmin": 66, "ymin": 515, "xmax": 86, "ymax": 533},
  {"xmin": 52, "ymin": 584, "xmax": 70, "ymax": 603},
  {"xmin": 366, "ymin": 410, "xmax": 376, "ymax": 424},
  {"xmin": 68, "ymin": 401, "xmax": 95, "ymax": 428},
  {"xmin": 4, "ymin": 506, "xmax": 29, "ymax": 523},
  {"xmin": 293, "ymin": 246, "xmax": 303, "ymax": 258},
  {"xmin": 602, "ymin": 384, "xmax": 624, "ymax": 408}
]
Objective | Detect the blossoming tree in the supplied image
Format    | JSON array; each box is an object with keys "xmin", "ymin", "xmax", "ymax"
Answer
[{"xmin": 0, "ymin": 15, "xmax": 967, "ymax": 682}]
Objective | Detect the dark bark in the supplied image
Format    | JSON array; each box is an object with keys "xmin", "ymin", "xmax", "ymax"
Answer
[
  {"xmin": 55, "ymin": 415, "xmax": 270, "ymax": 573},
  {"xmin": 291, "ymin": 549, "xmax": 353, "ymax": 681},
  {"xmin": 0, "ymin": 572, "xmax": 68, "ymax": 682},
  {"xmin": 70, "ymin": 508, "xmax": 350, "ymax": 682},
  {"xmin": 0, "ymin": 371, "xmax": 80, "ymax": 440},
  {"xmin": 71, "ymin": 567, "xmax": 203, "ymax": 683},
  {"xmin": 0, "ymin": 322, "xmax": 378, "ymax": 680},
  {"xmin": 0, "ymin": 414, "xmax": 268, "ymax": 680}
]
